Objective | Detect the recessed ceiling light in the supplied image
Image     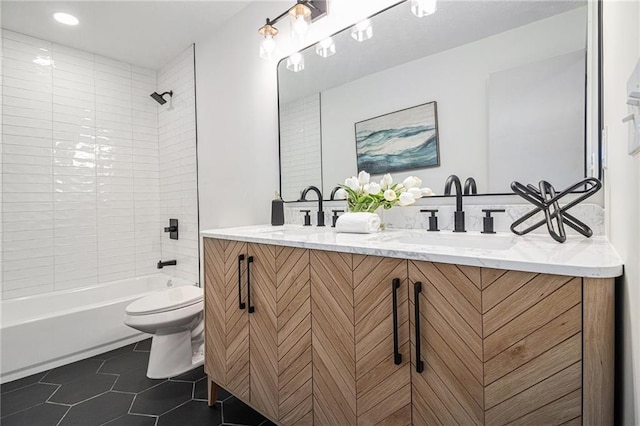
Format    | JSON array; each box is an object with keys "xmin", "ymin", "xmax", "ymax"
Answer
[{"xmin": 53, "ymin": 12, "xmax": 79, "ymax": 26}]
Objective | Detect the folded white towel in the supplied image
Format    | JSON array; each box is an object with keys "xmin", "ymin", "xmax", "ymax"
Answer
[{"xmin": 335, "ymin": 212, "xmax": 381, "ymax": 234}]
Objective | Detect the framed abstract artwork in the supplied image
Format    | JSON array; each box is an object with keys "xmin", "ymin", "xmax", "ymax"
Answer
[{"xmin": 354, "ymin": 101, "xmax": 440, "ymax": 175}]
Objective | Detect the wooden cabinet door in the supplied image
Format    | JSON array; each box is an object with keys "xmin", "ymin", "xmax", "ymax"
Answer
[
  {"xmin": 247, "ymin": 243, "xmax": 279, "ymax": 419},
  {"xmin": 311, "ymin": 251, "xmax": 412, "ymax": 426},
  {"xmin": 354, "ymin": 255, "xmax": 411, "ymax": 426},
  {"xmin": 276, "ymin": 246, "xmax": 313, "ymax": 426},
  {"xmin": 409, "ymin": 261, "xmax": 484, "ymax": 425},
  {"xmin": 203, "ymin": 238, "xmax": 250, "ymax": 400}
]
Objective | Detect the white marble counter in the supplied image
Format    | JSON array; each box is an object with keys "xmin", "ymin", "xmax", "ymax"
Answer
[{"xmin": 201, "ymin": 225, "xmax": 623, "ymax": 278}]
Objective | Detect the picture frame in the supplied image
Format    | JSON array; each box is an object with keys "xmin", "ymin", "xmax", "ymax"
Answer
[{"xmin": 354, "ymin": 101, "xmax": 440, "ymax": 175}]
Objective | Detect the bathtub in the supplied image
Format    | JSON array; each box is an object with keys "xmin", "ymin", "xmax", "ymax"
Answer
[{"xmin": 0, "ymin": 274, "xmax": 197, "ymax": 383}]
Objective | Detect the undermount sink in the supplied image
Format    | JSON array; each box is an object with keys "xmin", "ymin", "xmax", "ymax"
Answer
[{"xmin": 385, "ymin": 232, "xmax": 517, "ymax": 251}]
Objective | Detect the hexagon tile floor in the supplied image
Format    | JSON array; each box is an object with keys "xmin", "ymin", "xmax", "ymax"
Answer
[{"xmin": 0, "ymin": 339, "xmax": 276, "ymax": 426}]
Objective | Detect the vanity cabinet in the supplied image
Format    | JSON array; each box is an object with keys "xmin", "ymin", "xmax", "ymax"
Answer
[
  {"xmin": 203, "ymin": 238, "xmax": 614, "ymax": 425},
  {"xmin": 203, "ymin": 239, "xmax": 312, "ymax": 423}
]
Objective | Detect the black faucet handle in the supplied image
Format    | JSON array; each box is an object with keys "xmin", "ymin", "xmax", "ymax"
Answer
[
  {"xmin": 300, "ymin": 210, "xmax": 311, "ymax": 226},
  {"xmin": 420, "ymin": 209, "xmax": 439, "ymax": 232},
  {"xmin": 481, "ymin": 209, "xmax": 506, "ymax": 234},
  {"xmin": 331, "ymin": 209, "xmax": 345, "ymax": 228}
]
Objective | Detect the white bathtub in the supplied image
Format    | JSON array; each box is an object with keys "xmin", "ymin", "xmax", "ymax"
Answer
[{"xmin": 0, "ymin": 274, "xmax": 197, "ymax": 383}]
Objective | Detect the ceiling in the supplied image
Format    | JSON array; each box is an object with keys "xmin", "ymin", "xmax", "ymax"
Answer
[{"xmin": 1, "ymin": 1, "xmax": 250, "ymax": 70}]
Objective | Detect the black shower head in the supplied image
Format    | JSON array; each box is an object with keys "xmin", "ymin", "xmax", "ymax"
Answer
[{"xmin": 150, "ymin": 90, "xmax": 173, "ymax": 105}]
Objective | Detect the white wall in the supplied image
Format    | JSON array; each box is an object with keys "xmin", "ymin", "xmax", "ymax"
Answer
[
  {"xmin": 158, "ymin": 46, "xmax": 199, "ymax": 284},
  {"xmin": 320, "ymin": 8, "xmax": 586, "ymax": 195},
  {"xmin": 603, "ymin": 0, "xmax": 640, "ymax": 423}
]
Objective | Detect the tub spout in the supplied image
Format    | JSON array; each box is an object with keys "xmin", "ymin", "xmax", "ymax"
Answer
[{"xmin": 157, "ymin": 260, "xmax": 177, "ymax": 269}]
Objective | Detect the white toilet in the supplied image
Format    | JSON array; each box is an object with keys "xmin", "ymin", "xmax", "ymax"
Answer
[{"xmin": 124, "ymin": 285, "xmax": 205, "ymax": 379}]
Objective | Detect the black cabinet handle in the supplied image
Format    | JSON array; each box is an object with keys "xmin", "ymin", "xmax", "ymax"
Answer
[
  {"xmin": 237, "ymin": 254, "xmax": 246, "ymax": 310},
  {"xmin": 392, "ymin": 278, "xmax": 402, "ymax": 365},
  {"xmin": 247, "ymin": 256, "xmax": 255, "ymax": 313},
  {"xmin": 414, "ymin": 282, "xmax": 425, "ymax": 373}
]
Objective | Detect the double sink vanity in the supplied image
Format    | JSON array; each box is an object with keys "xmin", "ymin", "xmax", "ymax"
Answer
[{"xmin": 200, "ymin": 225, "xmax": 622, "ymax": 425}]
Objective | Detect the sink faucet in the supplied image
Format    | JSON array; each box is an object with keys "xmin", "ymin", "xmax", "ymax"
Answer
[
  {"xmin": 329, "ymin": 185, "xmax": 343, "ymax": 200},
  {"xmin": 464, "ymin": 177, "xmax": 477, "ymax": 195},
  {"xmin": 444, "ymin": 175, "xmax": 466, "ymax": 232},
  {"xmin": 300, "ymin": 185, "xmax": 325, "ymax": 227}
]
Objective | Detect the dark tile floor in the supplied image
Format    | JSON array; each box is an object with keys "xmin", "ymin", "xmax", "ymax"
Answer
[{"xmin": 0, "ymin": 339, "xmax": 275, "ymax": 426}]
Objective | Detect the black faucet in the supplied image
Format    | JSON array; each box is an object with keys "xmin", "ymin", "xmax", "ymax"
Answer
[
  {"xmin": 300, "ymin": 185, "xmax": 325, "ymax": 227},
  {"xmin": 464, "ymin": 177, "xmax": 477, "ymax": 195},
  {"xmin": 157, "ymin": 260, "xmax": 177, "ymax": 269},
  {"xmin": 329, "ymin": 185, "xmax": 343, "ymax": 200},
  {"xmin": 444, "ymin": 175, "xmax": 466, "ymax": 232}
]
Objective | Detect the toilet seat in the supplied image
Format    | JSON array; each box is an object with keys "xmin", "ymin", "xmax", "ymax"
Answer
[{"xmin": 126, "ymin": 286, "xmax": 203, "ymax": 316}]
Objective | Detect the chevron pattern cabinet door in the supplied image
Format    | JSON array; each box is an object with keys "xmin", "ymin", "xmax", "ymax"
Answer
[
  {"xmin": 204, "ymin": 238, "xmax": 228, "ymax": 385},
  {"xmin": 409, "ymin": 261, "xmax": 484, "ymax": 425},
  {"xmin": 276, "ymin": 246, "xmax": 313, "ymax": 426},
  {"xmin": 310, "ymin": 250, "xmax": 357, "ymax": 426},
  {"xmin": 354, "ymin": 255, "xmax": 411, "ymax": 426},
  {"xmin": 482, "ymin": 271, "xmax": 582, "ymax": 425},
  {"xmin": 222, "ymin": 240, "xmax": 250, "ymax": 400},
  {"xmin": 248, "ymin": 243, "xmax": 279, "ymax": 420}
]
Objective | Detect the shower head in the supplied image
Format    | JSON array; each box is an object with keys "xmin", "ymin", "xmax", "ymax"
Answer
[{"xmin": 150, "ymin": 90, "xmax": 173, "ymax": 105}]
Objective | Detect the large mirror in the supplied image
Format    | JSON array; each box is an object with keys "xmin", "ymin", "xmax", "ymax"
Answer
[{"xmin": 277, "ymin": 0, "xmax": 599, "ymax": 201}]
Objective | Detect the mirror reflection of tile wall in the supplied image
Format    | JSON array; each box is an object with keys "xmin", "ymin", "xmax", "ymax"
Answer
[{"xmin": 279, "ymin": 94, "xmax": 322, "ymax": 201}]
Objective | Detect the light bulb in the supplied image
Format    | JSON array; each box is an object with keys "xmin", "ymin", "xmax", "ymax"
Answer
[
  {"xmin": 292, "ymin": 15, "xmax": 309, "ymax": 37},
  {"xmin": 316, "ymin": 37, "xmax": 336, "ymax": 58},
  {"xmin": 411, "ymin": 0, "xmax": 437, "ymax": 17},
  {"xmin": 351, "ymin": 20, "xmax": 373, "ymax": 42},
  {"xmin": 286, "ymin": 52, "xmax": 305, "ymax": 72},
  {"xmin": 53, "ymin": 12, "xmax": 79, "ymax": 26},
  {"xmin": 260, "ymin": 35, "xmax": 277, "ymax": 60}
]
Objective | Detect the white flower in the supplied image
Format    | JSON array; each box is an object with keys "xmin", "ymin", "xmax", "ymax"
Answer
[
  {"xmin": 398, "ymin": 192, "xmax": 416, "ymax": 206},
  {"xmin": 402, "ymin": 176, "xmax": 422, "ymax": 189},
  {"xmin": 421, "ymin": 187, "xmax": 434, "ymax": 196},
  {"xmin": 345, "ymin": 176, "xmax": 360, "ymax": 191},
  {"xmin": 334, "ymin": 188, "xmax": 347, "ymax": 199},
  {"xmin": 366, "ymin": 182, "xmax": 381, "ymax": 195},
  {"xmin": 380, "ymin": 174, "xmax": 393, "ymax": 189},
  {"xmin": 407, "ymin": 187, "xmax": 423, "ymax": 200},
  {"xmin": 358, "ymin": 170, "xmax": 370, "ymax": 186},
  {"xmin": 384, "ymin": 189, "xmax": 397, "ymax": 201}
]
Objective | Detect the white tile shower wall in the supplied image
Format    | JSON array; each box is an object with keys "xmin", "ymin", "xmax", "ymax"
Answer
[
  {"xmin": 1, "ymin": 30, "xmax": 161, "ymax": 299},
  {"xmin": 280, "ymin": 94, "xmax": 322, "ymax": 201},
  {"xmin": 158, "ymin": 46, "xmax": 198, "ymax": 284}
]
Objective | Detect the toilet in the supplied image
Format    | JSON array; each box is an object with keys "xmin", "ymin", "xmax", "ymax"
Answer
[{"xmin": 124, "ymin": 285, "xmax": 205, "ymax": 379}]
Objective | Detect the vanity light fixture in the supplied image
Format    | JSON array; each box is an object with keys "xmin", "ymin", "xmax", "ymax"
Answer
[
  {"xmin": 315, "ymin": 37, "xmax": 336, "ymax": 58},
  {"xmin": 286, "ymin": 52, "xmax": 305, "ymax": 72},
  {"xmin": 411, "ymin": 0, "xmax": 437, "ymax": 17},
  {"xmin": 53, "ymin": 12, "xmax": 79, "ymax": 26},
  {"xmin": 351, "ymin": 19, "xmax": 373, "ymax": 42},
  {"xmin": 258, "ymin": 0, "xmax": 328, "ymax": 60}
]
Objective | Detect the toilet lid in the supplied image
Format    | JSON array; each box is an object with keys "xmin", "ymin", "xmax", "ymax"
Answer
[{"xmin": 126, "ymin": 286, "xmax": 203, "ymax": 315}]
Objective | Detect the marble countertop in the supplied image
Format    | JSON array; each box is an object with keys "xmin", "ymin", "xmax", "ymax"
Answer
[{"xmin": 200, "ymin": 225, "xmax": 623, "ymax": 278}]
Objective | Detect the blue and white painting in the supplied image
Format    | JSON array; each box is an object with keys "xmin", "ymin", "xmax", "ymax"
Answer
[{"xmin": 355, "ymin": 102, "xmax": 440, "ymax": 175}]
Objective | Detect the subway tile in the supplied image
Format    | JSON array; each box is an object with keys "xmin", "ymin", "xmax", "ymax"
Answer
[
  {"xmin": 4, "ymin": 265, "xmax": 54, "ymax": 282},
  {"xmin": 3, "ymin": 192, "xmax": 53, "ymax": 203},
  {"xmin": 55, "ymin": 251, "xmax": 99, "ymax": 266},
  {"xmin": 3, "ymin": 256, "xmax": 54, "ymax": 272},
  {"xmin": 3, "ymin": 125, "xmax": 51, "ymax": 139},
  {"xmin": 3, "ymin": 183, "xmax": 54, "ymax": 193},
  {"xmin": 3, "ymin": 246, "xmax": 54, "ymax": 262},
  {"xmin": 3, "ymin": 237, "xmax": 54, "ymax": 252},
  {"xmin": 2, "ymin": 57, "xmax": 52, "ymax": 75},
  {"xmin": 3, "ymin": 76, "xmax": 52, "ymax": 94},
  {"xmin": 51, "ymin": 43, "xmax": 94, "ymax": 61},
  {"xmin": 2, "ymin": 144, "xmax": 53, "ymax": 157},
  {"xmin": 3, "ymin": 284, "xmax": 54, "ymax": 299}
]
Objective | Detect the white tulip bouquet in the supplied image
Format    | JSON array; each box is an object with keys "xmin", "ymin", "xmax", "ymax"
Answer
[{"xmin": 335, "ymin": 171, "xmax": 434, "ymax": 213}]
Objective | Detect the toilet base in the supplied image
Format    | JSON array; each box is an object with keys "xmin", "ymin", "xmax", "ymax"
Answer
[{"xmin": 147, "ymin": 330, "xmax": 204, "ymax": 379}]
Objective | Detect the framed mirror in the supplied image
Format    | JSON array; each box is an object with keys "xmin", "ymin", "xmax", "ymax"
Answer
[{"xmin": 277, "ymin": 0, "xmax": 600, "ymax": 201}]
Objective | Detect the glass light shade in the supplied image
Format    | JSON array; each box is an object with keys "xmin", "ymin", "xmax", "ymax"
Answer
[
  {"xmin": 258, "ymin": 22, "xmax": 279, "ymax": 60},
  {"xmin": 351, "ymin": 19, "xmax": 373, "ymax": 42},
  {"xmin": 315, "ymin": 37, "xmax": 336, "ymax": 58},
  {"xmin": 260, "ymin": 35, "xmax": 277, "ymax": 60},
  {"xmin": 289, "ymin": 3, "xmax": 312, "ymax": 39},
  {"xmin": 286, "ymin": 52, "xmax": 305, "ymax": 72},
  {"xmin": 411, "ymin": 0, "xmax": 437, "ymax": 17}
]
